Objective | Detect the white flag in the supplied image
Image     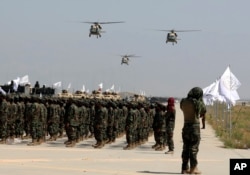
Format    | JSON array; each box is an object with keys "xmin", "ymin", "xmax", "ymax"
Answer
[
  {"xmin": 219, "ymin": 66, "xmax": 241, "ymax": 105},
  {"xmin": 110, "ymin": 84, "xmax": 115, "ymax": 91},
  {"xmin": 0, "ymin": 87, "xmax": 6, "ymax": 95},
  {"xmin": 19, "ymin": 75, "xmax": 29, "ymax": 85},
  {"xmin": 53, "ymin": 81, "xmax": 62, "ymax": 88},
  {"xmin": 13, "ymin": 77, "xmax": 20, "ymax": 91},
  {"xmin": 98, "ymin": 83, "xmax": 103, "ymax": 91},
  {"xmin": 67, "ymin": 83, "xmax": 71, "ymax": 90},
  {"xmin": 82, "ymin": 85, "xmax": 85, "ymax": 92}
]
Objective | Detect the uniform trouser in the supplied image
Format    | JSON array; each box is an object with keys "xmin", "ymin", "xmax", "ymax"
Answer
[
  {"xmin": 48, "ymin": 122, "xmax": 59, "ymax": 136},
  {"xmin": 166, "ymin": 122, "xmax": 175, "ymax": 150},
  {"xmin": 30, "ymin": 121, "xmax": 43, "ymax": 139},
  {"xmin": 59, "ymin": 122, "xmax": 64, "ymax": 134},
  {"xmin": 84, "ymin": 124, "xmax": 89, "ymax": 137},
  {"xmin": 66, "ymin": 125, "xmax": 77, "ymax": 141},
  {"xmin": 7, "ymin": 121, "xmax": 15, "ymax": 137},
  {"xmin": 125, "ymin": 129, "xmax": 134, "ymax": 144},
  {"xmin": 15, "ymin": 120, "xmax": 24, "ymax": 136},
  {"xmin": 0, "ymin": 122, "xmax": 7, "ymax": 138},
  {"xmin": 94, "ymin": 126, "xmax": 106, "ymax": 142},
  {"xmin": 157, "ymin": 131, "xmax": 166, "ymax": 144},
  {"xmin": 107, "ymin": 126, "xmax": 114, "ymax": 140},
  {"xmin": 181, "ymin": 123, "xmax": 200, "ymax": 170}
]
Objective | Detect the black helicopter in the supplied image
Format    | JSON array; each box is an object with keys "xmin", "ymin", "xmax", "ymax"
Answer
[
  {"xmin": 120, "ymin": 54, "xmax": 140, "ymax": 65},
  {"xmin": 82, "ymin": 21, "xmax": 125, "ymax": 38},
  {"xmin": 158, "ymin": 29, "xmax": 201, "ymax": 45}
]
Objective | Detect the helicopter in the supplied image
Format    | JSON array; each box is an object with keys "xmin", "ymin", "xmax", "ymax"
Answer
[
  {"xmin": 82, "ymin": 21, "xmax": 125, "ymax": 38},
  {"xmin": 158, "ymin": 29, "xmax": 201, "ymax": 45},
  {"xmin": 120, "ymin": 54, "xmax": 140, "ymax": 65}
]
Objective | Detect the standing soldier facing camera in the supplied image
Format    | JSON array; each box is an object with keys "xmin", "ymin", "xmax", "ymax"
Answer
[{"xmin": 165, "ymin": 97, "xmax": 176, "ymax": 154}]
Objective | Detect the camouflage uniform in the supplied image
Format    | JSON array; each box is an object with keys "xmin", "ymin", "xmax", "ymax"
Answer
[
  {"xmin": 138, "ymin": 103, "xmax": 148, "ymax": 144},
  {"xmin": 15, "ymin": 97, "xmax": 25, "ymax": 139},
  {"xmin": 7, "ymin": 97, "xmax": 17, "ymax": 140},
  {"xmin": 180, "ymin": 87, "xmax": 206, "ymax": 174},
  {"xmin": 152, "ymin": 103, "xmax": 166, "ymax": 151},
  {"xmin": 58, "ymin": 101, "xmax": 65, "ymax": 138},
  {"xmin": 106, "ymin": 102, "xmax": 115, "ymax": 144},
  {"xmin": 165, "ymin": 97, "xmax": 176, "ymax": 153},
  {"xmin": 93, "ymin": 101, "xmax": 108, "ymax": 148},
  {"xmin": 28, "ymin": 98, "xmax": 43, "ymax": 146},
  {"xmin": 24, "ymin": 98, "xmax": 32, "ymax": 138},
  {"xmin": 77, "ymin": 100, "xmax": 88, "ymax": 141},
  {"xmin": 65, "ymin": 99, "xmax": 79, "ymax": 147},
  {"xmin": 47, "ymin": 101, "xmax": 60, "ymax": 141},
  {"xmin": 124, "ymin": 102, "xmax": 137, "ymax": 150},
  {"xmin": 0, "ymin": 96, "xmax": 9, "ymax": 143},
  {"xmin": 88, "ymin": 101, "xmax": 95, "ymax": 138}
]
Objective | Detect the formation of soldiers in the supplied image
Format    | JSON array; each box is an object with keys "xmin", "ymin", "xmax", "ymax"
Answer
[{"xmin": 0, "ymin": 94, "xmax": 174, "ymax": 150}]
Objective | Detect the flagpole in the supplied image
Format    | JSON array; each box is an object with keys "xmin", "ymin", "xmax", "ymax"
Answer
[{"xmin": 229, "ymin": 65, "xmax": 232, "ymax": 138}]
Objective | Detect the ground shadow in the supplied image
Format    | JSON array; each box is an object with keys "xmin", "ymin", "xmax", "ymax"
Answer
[{"xmin": 137, "ymin": 170, "xmax": 181, "ymax": 174}]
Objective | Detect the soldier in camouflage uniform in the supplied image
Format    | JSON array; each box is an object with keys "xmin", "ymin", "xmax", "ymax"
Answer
[
  {"xmin": 124, "ymin": 102, "xmax": 137, "ymax": 150},
  {"xmin": 165, "ymin": 97, "xmax": 176, "ymax": 154},
  {"xmin": 39, "ymin": 98, "xmax": 47, "ymax": 144},
  {"xmin": 0, "ymin": 95, "xmax": 9, "ymax": 144},
  {"xmin": 83, "ymin": 100, "xmax": 91, "ymax": 140},
  {"xmin": 58, "ymin": 100, "xmax": 65, "ymax": 138},
  {"xmin": 88, "ymin": 100, "xmax": 95, "ymax": 138},
  {"xmin": 15, "ymin": 96, "xmax": 25, "ymax": 139},
  {"xmin": 77, "ymin": 100, "xmax": 88, "ymax": 142},
  {"xmin": 27, "ymin": 97, "xmax": 43, "ymax": 146},
  {"xmin": 152, "ymin": 102, "xmax": 166, "ymax": 151},
  {"xmin": 7, "ymin": 96, "xmax": 17, "ymax": 141},
  {"xmin": 23, "ymin": 97, "xmax": 32, "ymax": 139},
  {"xmin": 65, "ymin": 98, "xmax": 79, "ymax": 147},
  {"xmin": 180, "ymin": 87, "xmax": 206, "ymax": 174},
  {"xmin": 138, "ymin": 102, "xmax": 148, "ymax": 145},
  {"xmin": 47, "ymin": 99, "xmax": 60, "ymax": 141},
  {"xmin": 106, "ymin": 101, "xmax": 115, "ymax": 144},
  {"xmin": 92, "ymin": 100, "xmax": 108, "ymax": 148}
]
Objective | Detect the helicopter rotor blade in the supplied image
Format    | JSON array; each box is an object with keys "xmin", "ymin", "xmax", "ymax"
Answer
[
  {"xmin": 98, "ymin": 21, "xmax": 125, "ymax": 24},
  {"xmin": 156, "ymin": 29, "xmax": 201, "ymax": 32},
  {"xmin": 174, "ymin": 30, "xmax": 201, "ymax": 32},
  {"xmin": 81, "ymin": 21, "xmax": 125, "ymax": 25},
  {"xmin": 120, "ymin": 54, "xmax": 141, "ymax": 58}
]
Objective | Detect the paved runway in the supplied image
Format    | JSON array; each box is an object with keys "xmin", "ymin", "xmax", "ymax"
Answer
[{"xmin": 1, "ymin": 104, "xmax": 250, "ymax": 175}]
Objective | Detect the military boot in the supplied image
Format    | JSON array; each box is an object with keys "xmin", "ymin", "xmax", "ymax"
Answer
[
  {"xmin": 0, "ymin": 138, "xmax": 6, "ymax": 144},
  {"xmin": 189, "ymin": 167, "xmax": 201, "ymax": 174},
  {"xmin": 123, "ymin": 144, "xmax": 133, "ymax": 150},
  {"xmin": 95, "ymin": 141, "xmax": 105, "ymax": 149},
  {"xmin": 23, "ymin": 134, "xmax": 31, "ymax": 139},
  {"xmin": 106, "ymin": 139, "xmax": 112, "ymax": 144},
  {"xmin": 154, "ymin": 143, "xmax": 161, "ymax": 150},
  {"xmin": 58, "ymin": 132, "xmax": 64, "ymax": 138},
  {"xmin": 181, "ymin": 169, "xmax": 190, "ymax": 174},
  {"xmin": 64, "ymin": 139, "xmax": 71, "ymax": 144},
  {"xmin": 88, "ymin": 133, "xmax": 94, "ymax": 138},
  {"xmin": 92, "ymin": 141, "xmax": 100, "ymax": 147},
  {"xmin": 65, "ymin": 140, "xmax": 76, "ymax": 147},
  {"xmin": 37, "ymin": 137, "xmax": 44, "ymax": 144},
  {"xmin": 152, "ymin": 143, "xmax": 159, "ymax": 149},
  {"xmin": 27, "ymin": 139, "xmax": 39, "ymax": 146},
  {"xmin": 155, "ymin": 144, "xmax": 165, "ymax": 151}
]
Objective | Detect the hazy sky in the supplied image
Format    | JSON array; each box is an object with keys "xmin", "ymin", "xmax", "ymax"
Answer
[{"xmin": 1, "ymin": 0, "xmax": 250, "ymax": 98}]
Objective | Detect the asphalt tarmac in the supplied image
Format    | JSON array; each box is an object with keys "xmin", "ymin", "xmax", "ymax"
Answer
[{"xmin": 1, "ymin": 104, "xmax": 250, "ymax": 175}]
